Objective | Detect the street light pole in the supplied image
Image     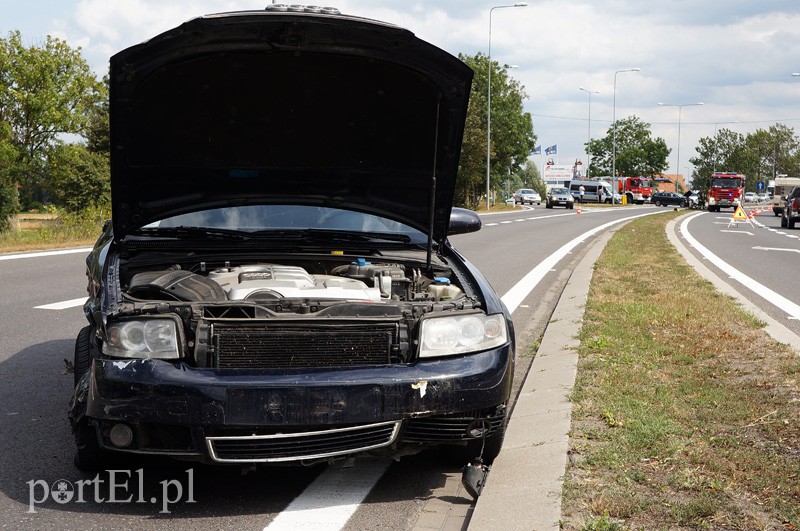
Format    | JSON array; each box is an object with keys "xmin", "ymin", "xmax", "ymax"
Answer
[
  {"xmin": 486, "ymin": 2, "xmax": 527, "ymax": 212},
  {"xmin": 612, "ymin": 68, "xmax": 640, "ymax": 204},
  {"xmin": 658, "ymin": 102, "xmax": 704, "ymax": 186},
  {"xmin": 579, "ymin": 87, "xmax": 598, "ymax": 179}
]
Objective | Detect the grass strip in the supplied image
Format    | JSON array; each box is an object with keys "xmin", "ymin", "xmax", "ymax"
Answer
[{"xmin": 561, "ymin": 211, "xmax": 800, "ymax": 530}]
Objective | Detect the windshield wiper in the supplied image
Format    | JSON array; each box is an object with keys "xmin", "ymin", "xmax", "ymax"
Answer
[
  {"xmin": 128, "ymin": 226, "xmax": 249, "ymax": 240},
  {"xmin": 299, "ymin": 229, "xmax": 412, "ymax": 244},
  {"xmin": 129, "ymin": 226, "xmax": 413, "ymax": 245}
]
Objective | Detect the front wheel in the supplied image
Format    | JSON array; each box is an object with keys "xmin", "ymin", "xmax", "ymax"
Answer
[
  {"xmin": 781, "ymin": 216, "xmax": 788, "ymax": 228},
  {"xmin": 74, "ymin": 326, "xmax": 94, "ymax": 387},
  {"xmin": 789, "ymin": 217, "xmax": 796, "ymax": 229},
  {"xmin": 655, "ymin": 200, "xmax": 662, "ymax": 207}
]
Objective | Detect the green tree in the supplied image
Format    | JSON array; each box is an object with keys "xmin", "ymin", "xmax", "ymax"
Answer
[
  {"xmin": 514, "ymin": 162, "xmax": 545, "ymax": 199},
  {"xmin": 457, "ymin": 52, "xmax": 536, "ymax": 209},
  {"xmin": 586, "ymin": 116, "xmax": 669, "ymax": 177},
  {"xmin": 0, "ymin": 30, "xmax": 105, "ymax": 209},
  {"xmin": 0, "ymin": 122, "xmax": 19, "ymax": 230},
  {"xmin": 688, "ymin": 128, "xmax": 749, "ymax": 190},
  {"xmin": 689, "ymin": 124, "xmax": 800, "ymax": 192},
  {"xmin": 48, "ymin": 143, "xmax": 109, "ymax": 213}
]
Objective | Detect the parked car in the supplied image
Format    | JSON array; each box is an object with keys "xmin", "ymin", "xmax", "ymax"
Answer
[
  {"xmin": 513, "ymin": 188, "xmax": 541, "ymax": 205},
  {"xmin": 651, "ymin": 191, "xmax": 687, "ymax": 207},
  {"xmin": 68, "ymin": 7, "xmax": 515, "ymax": 470},
  {"xmin": 758, "ymin": 193, "xmax": 770, "ymax": 203},
  {"xmin": 781, "ymin": 187, "xmax": 800, "ymax": 228},
  {"xmin": 744, "ymin": 192, "xmax": 758, "ymax": 203},
  {"xmin": 546, "ymin": 187, "xmax": 574, "ymax": 209},
  {"xmin": 686, "ymin": 191, "xmax": 703, "ymax": 209}
]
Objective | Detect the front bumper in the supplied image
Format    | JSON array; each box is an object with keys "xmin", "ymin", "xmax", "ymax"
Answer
[{"xmin": 70, "ymin": 346, "xmax": 514, "ymax": 463}]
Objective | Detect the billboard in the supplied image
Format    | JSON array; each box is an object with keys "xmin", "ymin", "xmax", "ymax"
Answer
[{"xmin": 543, "ymin": 164, "xmax": 576, "ymax": 187}]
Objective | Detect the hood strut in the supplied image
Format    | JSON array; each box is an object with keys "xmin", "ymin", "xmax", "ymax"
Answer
[{"xmin": 426, "ymin": 98, "xmax": 441, "ymax": 271}]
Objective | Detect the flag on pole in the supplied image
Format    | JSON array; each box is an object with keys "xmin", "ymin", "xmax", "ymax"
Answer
[
  {"xmin": 531, "ymin": 145, "xmax": 541, "ymax": 155},
  {"xmin": 545, "ymin": 144, "xmax": 557, "ymax": 155}
]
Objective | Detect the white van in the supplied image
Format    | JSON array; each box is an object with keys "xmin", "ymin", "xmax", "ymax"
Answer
[
  {"xmin": 568, "ymin": 180, "xmax": 613, "ymax": 203},
  {"xmin": 772, "ymin": 177, "xmax": 800, "ymax": 216}
]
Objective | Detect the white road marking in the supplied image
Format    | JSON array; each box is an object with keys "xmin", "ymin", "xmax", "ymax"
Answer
[
  {"xmin": 264, "ymin": 458, "xmax": 391, "ymax": 531},
  {"xmin": 500, "ymin": 210, "xmax": 664, "ymax": 314},
  {"xmin": 720, "ymin": 230, "xmax": 753, "ymax": 235},
  {"xmin": 752, "ymin": 246, "xmax": 800, "ymax": 254},
  {"xmin": 35, "ymin": 297, "xmax": 88, "ymax": 310},
  {"xmin": 0, "ymin": 247, "xmax": 92, "ymax": 261},
  {"xmin": 681, "ymin": 214, "xmax": 800, "ymax": 321}
]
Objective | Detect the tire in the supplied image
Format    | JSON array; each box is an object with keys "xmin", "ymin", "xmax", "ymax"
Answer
[
  {"xmin": 441, "ymin": 417, "xmax": 508, "ymax": 465},
  {"xmin": 680, "ymin": 200, "xmax": 687, "ymax": 208},
  {"xmin": 655, "ymin": 200, "xmax": 662, "ymax": 207},
  {"xmin": 789, "ymin": 217, "xmax": 796, "ymax": 229},
  {"xmin": 568, "ymin": 203, "xmax": 573, "ymax": 209},
  {"xmin": 546, "ymin": 201, "xmax": 553, "ymax": 209},
  {"xmin": 781, "ymin": 216, "xmax": 788, "ymax": 228},
  {"xmin": 74, "ymin": 326, "xmax": 94, "ymax": 387}
]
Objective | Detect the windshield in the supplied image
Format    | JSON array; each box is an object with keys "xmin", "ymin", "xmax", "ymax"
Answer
[
  {"xmin": 551, "ymin": 188, "xmax": 569, "ymax": 194},
  {"xmin": 630, "ymin": 179, "xmax": 651, "ymax": 188},
  {"xmin": 711, "ymin": 178, "xmax": 743, "ymax": 188},
  {"xmin": 148, "ymin": 205, "xmax": 426, "ymax": 240}
]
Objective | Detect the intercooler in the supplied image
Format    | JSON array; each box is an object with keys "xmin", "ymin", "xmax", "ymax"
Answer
[{"xmin": 210, "ymin": 322, "xmax": 399, "ymax": 369}]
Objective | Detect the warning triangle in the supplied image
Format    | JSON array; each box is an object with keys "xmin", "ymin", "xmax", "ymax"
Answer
[{"xmin": 732, "ymin": 206, "xmax": 748, "ymax": 221}]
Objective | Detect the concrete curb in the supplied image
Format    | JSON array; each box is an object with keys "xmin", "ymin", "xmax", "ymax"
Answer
[{"xmin": 469, "ymin": 230, "xmax": 615, "ymax": 530}]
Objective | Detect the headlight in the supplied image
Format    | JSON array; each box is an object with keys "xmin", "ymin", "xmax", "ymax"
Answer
[
  {"xmin": 104, "ymin": 318, "xmax": 181, "ymax": 359},
  {"xmin": 419, "ymin": 313, "xmax": 508, "ymax": 358}
]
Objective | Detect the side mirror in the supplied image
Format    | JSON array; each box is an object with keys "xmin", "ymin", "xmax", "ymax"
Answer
[{"xmin": 448, "ymin": 207, "xmax": 482, "ymax": 235}]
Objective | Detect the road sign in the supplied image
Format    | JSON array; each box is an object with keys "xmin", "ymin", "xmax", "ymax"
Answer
[
  {"xmin": 732, "ymin": 206, "xmax": 748, "ymax": 221},
  {"xmin": 757, "ymin": 181, "xmax": 764, "ymax": 190}
]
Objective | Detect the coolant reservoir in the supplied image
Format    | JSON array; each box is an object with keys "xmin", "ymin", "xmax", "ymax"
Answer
[{"xmin": 427, "ymin": 277, "xmax": 462, "ymax": 301}]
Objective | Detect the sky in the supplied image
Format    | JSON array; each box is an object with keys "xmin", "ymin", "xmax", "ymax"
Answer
[{"xmin": 3, "ymin": 0, "xmax": 800, "ymax": 181}]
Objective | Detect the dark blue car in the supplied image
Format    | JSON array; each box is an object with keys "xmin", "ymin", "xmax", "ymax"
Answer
[{"xmin": 69, "ymin": 7, "xmax": 514, "ymax": 470}]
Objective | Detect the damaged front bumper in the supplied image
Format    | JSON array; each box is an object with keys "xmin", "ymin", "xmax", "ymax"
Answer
[{"xmin": 69, "ymin": 346, "xmax": 513, "ymax": 464}]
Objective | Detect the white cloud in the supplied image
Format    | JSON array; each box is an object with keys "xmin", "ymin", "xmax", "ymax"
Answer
[{"xmin": 33, "ymin": 0, "xmax": 800, "ymax": 175}]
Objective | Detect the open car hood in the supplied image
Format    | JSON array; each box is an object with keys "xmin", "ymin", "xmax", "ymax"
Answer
[{"xmin": 109, "ymin": 8, "xmax": 473, "ymax": 243}]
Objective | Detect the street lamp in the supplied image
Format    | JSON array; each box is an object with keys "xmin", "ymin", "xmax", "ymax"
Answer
[
  {"xmin": 658, "ymin": 102, "xmax": 704, "ymax": 184},
  {"xmin": 579, "ymin": 87, "xmax": 598, "ymax": 178},
  {"xmin": 612, "ymin": 68, "xmax": 640, "ymax": 204},
  {"xmin": 486, "ymin": 2, "xmax": 527, "ymax": 212}
]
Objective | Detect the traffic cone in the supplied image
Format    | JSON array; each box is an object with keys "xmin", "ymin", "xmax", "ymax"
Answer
[{"xmin": 576, "ymin": 204, "xmax": 582, "ymax": 214}]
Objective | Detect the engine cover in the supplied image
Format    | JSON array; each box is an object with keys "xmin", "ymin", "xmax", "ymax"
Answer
[{"xmin": 207, "ymin": 264, "xmax": 382, "ymax": 302}]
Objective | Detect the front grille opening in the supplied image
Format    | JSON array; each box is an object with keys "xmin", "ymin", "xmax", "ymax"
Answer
[
  {"xmin": 206, "ymin": 421, "xmax": 400, "ymax": 463},
  {"xmin": 402, "ymin": 408, "xmax": 506, "ymax": 443}
]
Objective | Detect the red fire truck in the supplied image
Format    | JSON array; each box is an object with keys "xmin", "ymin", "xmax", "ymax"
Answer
[
  {"xmin": 616, "ymin": 176, "xmax": 652, "ymax": 204},
  {"xmin": 706, "ymin": 172, "xmax": 746, "ymax": 212}
]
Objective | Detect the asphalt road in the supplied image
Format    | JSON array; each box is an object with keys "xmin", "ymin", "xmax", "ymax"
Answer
[
  {"xmin": 675, "ymin": 207, "xmax": 800, "ymax": 337},
  {"xmin": 0, "ymin": 204, "xmax": 669, "ymax": 530}
]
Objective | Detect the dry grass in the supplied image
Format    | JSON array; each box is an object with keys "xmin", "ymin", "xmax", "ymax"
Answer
[
  {"xmin": 0, "ymin": 213, "xmax": 100, "ymax": 253},
  {"xmin": 561, "ymin": 212, "xmax": 800, "ymax": 530}
]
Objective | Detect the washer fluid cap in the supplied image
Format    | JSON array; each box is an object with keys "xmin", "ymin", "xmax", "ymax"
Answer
[
  {"xmin": 433, "ymin": 277, "xmax": 451, "ymax": 285},
  {"xmin": 354, "ymin": 258, "xmax": 371, "ymax": 266}
]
